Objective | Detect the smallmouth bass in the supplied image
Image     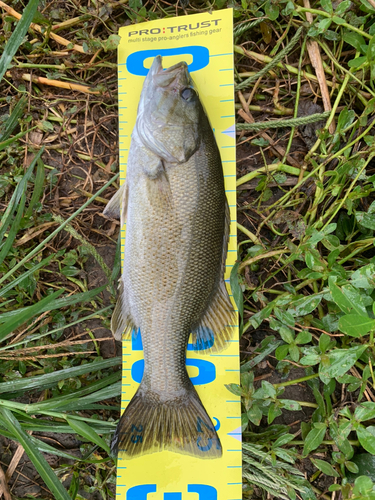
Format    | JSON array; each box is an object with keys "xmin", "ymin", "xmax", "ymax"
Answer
[{"xmin": 105, "ymin": 56, "xmax": 235, "ymax": 459}]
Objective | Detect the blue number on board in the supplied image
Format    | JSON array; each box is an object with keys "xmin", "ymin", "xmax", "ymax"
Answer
[
  {"xmin": 126, "ymin": 484, "xmax": 217, "ymax": 500},
  {"xmin": 131, "ymin": 358, "xmax": 215, "ymax": 386},
  {"xmin": 126, "ymin": 46, "xmax": 209, "ymax": 76},
  {"xmin": 131, "ymin": 329, "xmax": 214, "ymax": 352},
  {"xmin": 127, "ymin": 485, "xmax": 156, "ymax": 500}
]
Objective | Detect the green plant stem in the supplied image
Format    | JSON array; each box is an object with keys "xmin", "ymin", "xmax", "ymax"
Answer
[
  {"xmin": 338, "ymin": 240, "xmax": 374, "ymax": 265},
  {"xmin": 235, "ymin": 103, "xmax": 289, "ymax": 115},
  {"xmin": 322, "ymin": 55, "xmax": 372, "ymax": 103},
  {"xmin": 258, "ymin": 159, "xmax": 325, "ymax": 230},
  {"xmin": 51, "ymin": 13, "xmax": 92, "ymax": 31},
  {"xmin": 326, "ymin": 73, "xmax": 351, "ymax": 134},
  {"xmin": 0, "ymin": 173, "xmax": 119, "ymax": 288},
  {"xmin": 268, "ymin": 222, "xmax": 286, "ymax": 236},
  {"xmin": 0, "ymin": 399, "xmax": 116, "ymax": 426},
  {"xmin": 273, "ymin": 373, "xmax": 319, "ymax": 388},
  {"xmin": 318, "ymin": 40, "xmax": 375, "ymax": 99},
  {"xmin": 242, "ymin": 279, "xmax": 319, "ymax": 333},
  {"xmin": 308, "ymin": 70, "xmax": 351, "ymax": 225},
  {"xmin": 295, "ymin": 401, "xmax": 318, "ymax": 408},
  {"xmin": 237, "ymin": 163, "xmax": 303, "ymax": 187},
  {"xmin": 322, "ymin": 153, "xmax": 375, "ymax": 229},
  {"xmin": 15, "ymin": 63, "xmax": 67, "ymax": 69},
  {"xmin": 286, "ymin": 440, "xmax": 359, "ymax": 446},
  {"xmin": 295, "ymin": 6, "xmax": 372, "ymax": 39},
  {"xmin": 283, "ymin": 37, "xmax": 306, "ymax": 164},
  {"xmin": 238, "ymin": 239, "xmax": 259, "ymax": 250},
  {"xmin": 237, "ymin": 223, "xmax": 261, "ymax": 244},
  {"xmin": 304, "ymin": 137, "xmax": 321, "ymax": 163},
  {"xmin": 239, "ymin": 248, "xmax": 290, "ymax": 273},
  {"xmin": 368, "ymin": 359, "xmax": 375, "ymax": 387},
  {"xmin": 235, "ymin": 48, "xmax": 371, "ymax": 99},
  {"xmin": 311, "ymin": 487, "xmax": 331, "ymax": 500},
  {"xmin": 326, "ymin": 121, "xmax": 375, "ymax": 163},
  {"xmin": 270, "ymin": 19, "xmax": 293, "ymax": 56}
]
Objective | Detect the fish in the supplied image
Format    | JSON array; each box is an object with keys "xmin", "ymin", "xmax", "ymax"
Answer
[{"xmin": 104, "ymin": 56, "xmax": 235, "ymax": 459}]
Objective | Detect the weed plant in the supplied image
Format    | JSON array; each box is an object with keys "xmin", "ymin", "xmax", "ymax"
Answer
[{"xmin": 0, "ymin": 0, "xmax": 374, "ymax": 499}]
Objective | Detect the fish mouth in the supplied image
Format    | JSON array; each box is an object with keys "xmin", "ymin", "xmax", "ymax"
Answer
[{"xmin": 149, "ymin": 56, "xmax": 191, "ymax": 88}]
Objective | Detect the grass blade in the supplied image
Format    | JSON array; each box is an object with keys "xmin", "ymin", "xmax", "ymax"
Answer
[
  {"xmin": 26, "ymin": 372, "xmax": 121, "ymax": 411},
  {"xmin": 0, "ymin": 254, "xmax": 54, "ymax": 299},
  {"xmin": 0, "ymin": 147, "xmax": 43, "ymax": 245},
  {"xmin": 0, "ymin": 425, "xmax": 78, "ymax": 460},
  {"xmin": 0, "ymin": 306, "xmax": 112, "ymax": 352},
  {"xmin": 0, "ymin": 172, "xmax": 119, "ymax": 288},
  {"xmin": 0, "ymin": 289, "xmax": 64, "ymax": 342},
  {"xmin": 0, "ymin": 129, "xmax": 34, "ymax": 151},
  {"xmin": 0, "ymin": 400, "xmax": 116, "ymax": 428},
  {"xmin": 0, "ymin": 408, "xmax": 72, "ymax": 500},
  {"xmin": 60, "ymin": 404, "xmax": 119, "ymax": 411},
  {"xmin": 0, "ymin": 95, "xmax": 27, "ymax": 141},
  {"xmin": 20, "ymin": 421, "xmax": 115, "ymax": 434},
  {"xmin": 66, "ymin": 416, "xmax": 111, "ymax": 454},
  {"xmin": 0, "ymin": 356, "xmax": 121, "ymax": 393},
  {"xmin": 0, "ymin": 192, "xmax": 26, "ymax": 267},
  {"xmin": 25, "ymin": 158, "xmax": 45, "ymax": 218},
  {"xmin": 0, "ymin": 420, "xmax": 113, "ymax": 465},
  {"xmin": 0, "ymin": 411, "xmax": 115, "ymax": 434},
  {"xmin": 0, "ymin": 284, "xmax": 106, "ymax": 323},
  {"xmin": 0, "ymin": 0, "xmax": 40, "ymax": 82},
  {"xmin": 0, "ymin": 425, "xmax": 79, "ymax": 460},
  {"xmin": 28, "ymin": 434, "xmax": 79, "ymax": 460},
  {"xmin": 54, "ymin": 383, "xmax": 121, "ymax": 412}
]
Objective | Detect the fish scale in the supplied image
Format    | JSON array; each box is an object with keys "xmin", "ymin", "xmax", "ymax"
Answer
[
  {"xmin": 104, "ymin": 56, "xmax": 235, "ymax": 459},
  {"xmin": 128, "ymin": 154, "xmax": 223, "ymax": 393}
]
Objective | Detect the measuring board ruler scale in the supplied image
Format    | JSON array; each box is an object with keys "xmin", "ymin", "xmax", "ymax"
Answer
[{"xmin": 116, "ymin": 9, "xmax": 241, "ymax": 500}]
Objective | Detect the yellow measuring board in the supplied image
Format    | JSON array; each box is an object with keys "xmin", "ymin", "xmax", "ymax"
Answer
[{"xmin": 117, "ymin": 9, "xmax": 241, "ymax": 500}]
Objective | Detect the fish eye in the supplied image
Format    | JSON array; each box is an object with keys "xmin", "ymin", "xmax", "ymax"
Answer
[{"xmin": 181, "ymin": 88, "xmax": 196, "ymax": 101}]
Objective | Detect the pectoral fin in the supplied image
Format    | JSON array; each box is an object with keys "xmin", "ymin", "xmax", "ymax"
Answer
[
  {"xmin": 140, "ymin": 149, "xmax": 173, "ymax": 210},
  {"xmin": 145, "ymin": 170, "xmax": 173, "ymax": 210},
  {"xmin": 103, "ymin": 181, "xmax": 128, "ymax": 228},
  {"xmin": 142, "ymin": 148, "xmax": 164, "ymax": 179}
]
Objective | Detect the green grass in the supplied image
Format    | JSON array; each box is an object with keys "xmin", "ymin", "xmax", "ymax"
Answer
[{"xmin": 0, "ymin": 0, "xmax": 375, "ymax": 498}]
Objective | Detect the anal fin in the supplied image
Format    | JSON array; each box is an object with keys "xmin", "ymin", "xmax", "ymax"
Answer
[
  {"xmin": 192, "ymin": 199, "xmax": 236, "ymax": 353},
  {"xmin": 191, "ymin": 279, "xmax": 236, "ymax": 353}
]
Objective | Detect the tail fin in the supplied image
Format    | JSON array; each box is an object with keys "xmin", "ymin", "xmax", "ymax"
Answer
[{"xmin": 111, "ymin": 386, "xmax": 222, "ymax": 459}]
